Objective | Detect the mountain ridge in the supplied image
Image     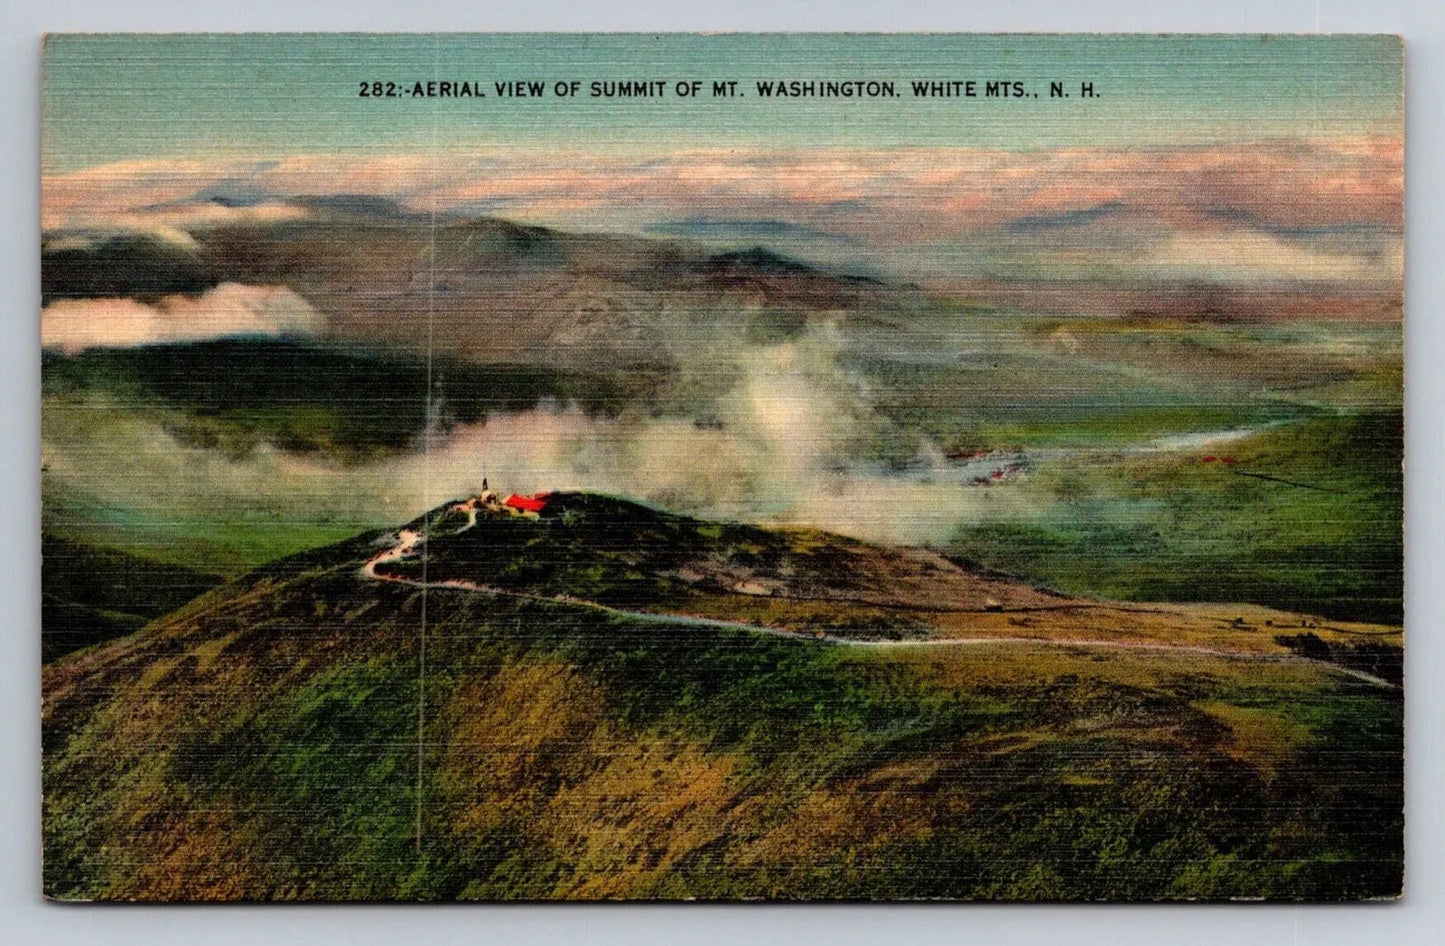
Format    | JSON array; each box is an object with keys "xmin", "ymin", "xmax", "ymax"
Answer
[{"xmin": 42, "ymin": 491, "xmax": 1402, "ymax": 901}]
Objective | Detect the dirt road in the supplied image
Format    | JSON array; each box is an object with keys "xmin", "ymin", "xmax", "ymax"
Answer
[{"xmin": 359, "ymin": 524, "xmax": 1396, "ymax": 689}]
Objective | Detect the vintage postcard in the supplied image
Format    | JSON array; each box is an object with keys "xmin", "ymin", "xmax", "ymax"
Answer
[{"xmin": 40, "ymin": 34, "xmax": 1403, "ymax": 901}]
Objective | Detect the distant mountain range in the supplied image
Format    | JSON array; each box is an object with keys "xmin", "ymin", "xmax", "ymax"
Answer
[{"xmin": 43, "ymin": 204, "xmax": 912, "ymax": 369}]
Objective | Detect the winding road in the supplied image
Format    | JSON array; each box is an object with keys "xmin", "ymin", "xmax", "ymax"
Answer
[{"xmin": 358, "ymin": 516, "xmax": 1398, "ymax": 690}]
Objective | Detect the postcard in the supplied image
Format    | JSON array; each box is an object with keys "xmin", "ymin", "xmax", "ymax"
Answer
[{"xmin": 40, "ymin": 33, "xmax": 1403, "ymax": 901}]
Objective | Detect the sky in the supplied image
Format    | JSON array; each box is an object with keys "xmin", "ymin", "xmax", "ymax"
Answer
[
  {"xmin": 41, "ymin": 34, "xmax": 1404, "ymax": 290},
  {"xmin": 43, "ymin": 33, "xmax": 1402, "ymax": 169}
]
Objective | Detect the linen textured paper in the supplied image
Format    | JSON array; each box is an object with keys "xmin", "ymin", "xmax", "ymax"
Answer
[{"xmin": 40, "ymin": 34, "xmax": 1403, "ymax": 902}]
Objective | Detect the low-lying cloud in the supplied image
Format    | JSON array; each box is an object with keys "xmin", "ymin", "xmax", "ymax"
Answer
[
  {"xmin": 43, "ymin": 328, "xmax": 1028, "ymax": 548},
  {"xmin": 42, "ymin": 283, "xmax": 326, "ymax": 354}
]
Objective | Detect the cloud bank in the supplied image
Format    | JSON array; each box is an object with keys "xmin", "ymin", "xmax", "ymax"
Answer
[
  {"xmin": 43, "ymin": 326, "xmax": 1036, "ymax": 548},
  {"xmin": 42, "ymin": 283, "xmax": 326, "ymax": 354},
  {"xmin": 42, "ymin": 138, "xmax": 1403, "ymax": 290}
]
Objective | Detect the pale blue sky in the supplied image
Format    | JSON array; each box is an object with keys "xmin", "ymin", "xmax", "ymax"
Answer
[{"xmin": 43, "ymin": 33, "xmax": 1403, "ymax": 172}]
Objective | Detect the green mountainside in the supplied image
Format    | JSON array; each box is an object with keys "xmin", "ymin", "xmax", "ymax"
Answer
[
  {"xmin": 43, "ymin": 340, "xmax": 634, "ymax": 461},
  {"xmin": 43, "ymin": 494, "xmax": 1402, "ymax": 901},
  {"xmin": 42, "ymin": 534, "xmax": 223, "ymax": 662}
]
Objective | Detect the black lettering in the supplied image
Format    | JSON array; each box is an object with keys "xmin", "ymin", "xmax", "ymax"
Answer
[
  {"xmin": 590, "ymin": 80, "xmax": 667, "ymax": 97},
  {"xmin": 754, "ymin": 79, "xmax": 894, "ymax": 98},
  {"xmin": 985, "ymin": 80, "xmax": 1025, "ymax": 98},
  {"xmin": 911, "ymin": 80, "xmax": 966, "ymax": 97}
]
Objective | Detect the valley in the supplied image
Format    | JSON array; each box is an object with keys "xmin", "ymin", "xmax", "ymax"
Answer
[{"xmin": 39, "ymin": 209, "xmax": 1403, "ymax": 902}]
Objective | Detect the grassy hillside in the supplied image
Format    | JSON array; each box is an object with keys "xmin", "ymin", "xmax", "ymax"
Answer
[
  {"xmin": 41, "ymin": 534, "xmax": 223, "ymax": 662},
  {"xmin": 948, "ymin": 413, "xmax": 1403, "ymax": 624},
  {"xmin": 44, "ymin": 340, "xmax": 636, "ymax": 462},
  {"xmin": 43, "ymin": 497, "xmax": 1402, "ymax": 901},
  {"xmin": 408, "ymin": 492, "xmax": 1064, "ymax": 621}
]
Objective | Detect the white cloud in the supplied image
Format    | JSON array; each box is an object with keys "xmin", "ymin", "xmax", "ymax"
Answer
[
  {"xmin": 1141, "ymin": 230, "xmax": 1396, "ymax": 284},
  {"xmin": 42, "ymin": 283, "xmax": 326, "ymax": 354}
]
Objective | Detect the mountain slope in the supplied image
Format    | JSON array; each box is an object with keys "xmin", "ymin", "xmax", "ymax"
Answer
[
  {"xmin": 41, "ymin": 534, "xmax": 223, "ymax": 662},
  {"xmin": 43, "ymin": 339, "xmax": 635, "ymax": 461},
  {"xmin": 43, "ymin": 209, "xmax": 910, "ymax": 370},
  {"xmin": 42, "ymin": 494, "xmax": 1402, "ymax": 901}
]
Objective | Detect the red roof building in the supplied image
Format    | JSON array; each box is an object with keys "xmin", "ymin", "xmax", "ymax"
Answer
[{"xmin": 504, "ymin": 493, "xmax": 548, "ymax": 514}]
